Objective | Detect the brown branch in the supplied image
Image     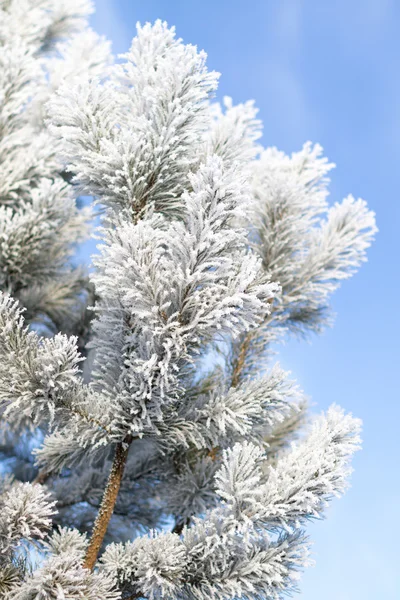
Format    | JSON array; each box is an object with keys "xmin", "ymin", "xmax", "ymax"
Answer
[
  {"xmin": 231, "ymin": 332, "xmax": 252, "ymax": 388},
  {"xmin": 205, "ymin": 316, "xmax": 272, "ymax": 464},
  {"xmin": 33, "ymin": 470, "xmax": 50, "ymax": 485},
  {"xmin": 84, "ymin": 435, "xmax": 133, "ymax": 570},
  {"xmin": 231, "ymin": 299, "xmax": 276, "ymax": 389},
  {"xmin": 83, "ymin": 177, "xmax": 158, "ymax": 571},
  {"xmin": 69, "ymin": 405, "xmax": 114, "ymax": 436}
]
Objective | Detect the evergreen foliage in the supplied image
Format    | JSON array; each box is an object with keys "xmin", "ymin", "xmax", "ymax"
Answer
[{"xmin": 0, "ymin": 5, "xmax": 376, "ymax": 599}]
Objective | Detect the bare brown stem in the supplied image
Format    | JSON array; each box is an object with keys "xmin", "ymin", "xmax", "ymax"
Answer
[
  {"xmin": 231, "ymin": 332, "xmax": 252, "ymax": 388},
  {"xmin": 84, "ymin": 436, "xmax": 132, "ymax": 570},
  {"xmin": 33, "ymin": 470, "xmax": 50, "ymax": 485}
]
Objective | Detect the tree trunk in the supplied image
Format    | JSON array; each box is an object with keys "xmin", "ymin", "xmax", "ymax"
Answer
[{"xmin": 84, "ymin": 437, "xmax": 132, "ymax": 570}]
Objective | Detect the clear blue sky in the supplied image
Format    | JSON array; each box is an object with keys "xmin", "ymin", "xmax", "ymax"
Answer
[{"xmin": 90, "ymin": 2, "xmax": 399, "ymax": 598}]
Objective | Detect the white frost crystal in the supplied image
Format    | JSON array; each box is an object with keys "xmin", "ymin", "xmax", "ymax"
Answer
[{"xmin": 0, "ymin": 8, "xmax": 375, "ymax": 600}]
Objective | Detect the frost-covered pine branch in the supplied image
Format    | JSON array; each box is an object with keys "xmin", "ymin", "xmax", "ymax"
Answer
[
  {"xmin": 0, "ymin": 0, "xmax": 113, "ymax": 484},
  {"xmin": 0, "ymin": 476, "xmax": 56, "ymax": 595},
  {"xmin": 0, "ymin": 11, "xmax": 376, "ymax": 600},
  {"xmin": 0, "ymin": 0, "xmax": 110, "ymax": 333}
]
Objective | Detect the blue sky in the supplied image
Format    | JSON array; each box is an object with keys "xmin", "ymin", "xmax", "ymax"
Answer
[{"xmin": 90, "ymin": 2, "xmax": 399, "ymax": 598}]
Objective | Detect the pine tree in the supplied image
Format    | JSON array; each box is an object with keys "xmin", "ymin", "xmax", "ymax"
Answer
[
  {"xmin": 0, "ymin": 11, "xmax": 376, "ymax": 600},
  {"xmin": 0, "ymin": 0, "xmax": 111, "ymax": 486}
]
